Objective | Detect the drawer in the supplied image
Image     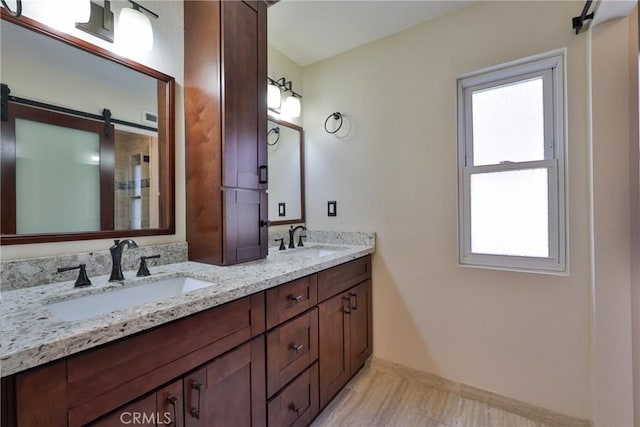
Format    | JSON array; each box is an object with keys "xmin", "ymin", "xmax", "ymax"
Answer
[
  {"xmin": 268, "ymin": 362, "xmax": 319, "ymax": 427},
  {"xmin": 318, "ymin": 255, "xmax": 371, "ymax": 302},
  {"xmin": 266, "ymin": 274, "xmax": 318, "ymax": 329},
  {"xmin": 266, "ymin": 308, "xmax": 318, "ymax": 398}
]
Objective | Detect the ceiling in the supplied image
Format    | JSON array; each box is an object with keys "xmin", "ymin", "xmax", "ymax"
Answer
[{"xmin": 267, "ymin": 0, "xmax": 473, "ymax": 67}]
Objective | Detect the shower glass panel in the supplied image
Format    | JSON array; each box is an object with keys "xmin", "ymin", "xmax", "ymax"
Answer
[{"xmin": 15, "ymin": 118, "xmax": 100, "ymax": 233}]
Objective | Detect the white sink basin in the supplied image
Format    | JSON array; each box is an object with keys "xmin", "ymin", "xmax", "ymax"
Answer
[
  {"xmin": 46, "ymin": 277, "xmax": 216, "ymax": 322},
  {"xmin": 300, "ymin": 247, "xmax": 342, "ymax": 257}
]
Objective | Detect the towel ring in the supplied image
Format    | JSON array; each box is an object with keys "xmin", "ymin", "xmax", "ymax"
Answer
[
  {"xmin": 324, "ymin": 112, "xmax": 343, "ymax": 134},
  {"xmin": 1, "ymin": 0, "xmax": 22, "ymax": 16},
  {"xmin": 267, "ymin": 126, "xmax": 280, "ymax": 146}
]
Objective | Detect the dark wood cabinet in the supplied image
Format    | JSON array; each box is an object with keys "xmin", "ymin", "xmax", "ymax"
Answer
[
  {"xmin": 184, "ymin": 0, "xmax": 268, "ymax": 265},
  {"xmin": 318, "ymin": 280, "xmax": 372, "ymax": 409},
  {"xmin": 1, "ymin": 256, "xmax": 372, "ymax": 427},
  {"xmin": 183, "ymin": 337, "xmax": 266, "ymax": 427}
]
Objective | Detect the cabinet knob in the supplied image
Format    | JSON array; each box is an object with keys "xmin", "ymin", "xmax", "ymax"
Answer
[
  {"xmin": 291, "ymin": 343, "xmax": 304, "ymax": 352},
  {"xmin": 289, "ymin": 403, "xmax": 302, "ymax": 416}
]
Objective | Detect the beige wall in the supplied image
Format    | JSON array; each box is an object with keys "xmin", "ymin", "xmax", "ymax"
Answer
[
  {"xmin": 1, "ymin": 1, "xmax": 185, "ymax": 260},
  {"xmin": 303, "ymin": 1, "xmax": 592, "ymax": 418},
  {"xmin": 591, "ymin": 9, "xmax": 638, "ymax": 426}
]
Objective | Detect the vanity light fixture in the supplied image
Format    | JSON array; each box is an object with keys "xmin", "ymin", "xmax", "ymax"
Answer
[
  {"xmin": 267, "ymin": 76, "xmax": 302, "ymax": 118},
  {"xmin": 1, "ymin": 0, "xmax": 22, "ymax": 17},
  {"xmin": 118, "ymin": 0, "xmax": 158, "ymax": 52},
  {"xmin": 76, "ymin": 0, "xmax": 115, "ymax": 43}
]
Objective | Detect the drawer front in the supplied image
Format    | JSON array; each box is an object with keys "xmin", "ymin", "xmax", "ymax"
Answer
[
  {"xmin": 318, "ymin": 255, "xmax": 371, "ymax": 302},
  {"xmin": 266, "ymin": 274, "xmax": 318, "ymax": 330},
  {"xmin": 268, "ymin": 362, "xmax": 319, "ymax": 427},
  {"xmin": 266, "ymin": 309, "xmax": 318, "ymax": 398}
]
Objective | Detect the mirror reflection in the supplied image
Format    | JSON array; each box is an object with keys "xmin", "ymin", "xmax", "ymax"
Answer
[
  {"xmin": 267, "ymin": 117, "xmax": 305, "ymax": 225},
  {"xmin": 0, "ymin": 18, "xmax": 174, "ymax": 242}
]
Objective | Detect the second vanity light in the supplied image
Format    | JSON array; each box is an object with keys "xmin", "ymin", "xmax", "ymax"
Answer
[{"xmin": 267, "ymin": 77, "xmax": 302, "ymax": 118}]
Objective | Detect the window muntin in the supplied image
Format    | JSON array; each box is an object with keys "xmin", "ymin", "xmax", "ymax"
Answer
[{"xmin": 457, "ymin": 51, "xmax": 566, "ymax": 273}]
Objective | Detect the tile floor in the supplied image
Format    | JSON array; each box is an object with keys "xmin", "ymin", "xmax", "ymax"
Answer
[{"xmin": 312, "ymin": 362, "xmax": 554, "ymax": 427}]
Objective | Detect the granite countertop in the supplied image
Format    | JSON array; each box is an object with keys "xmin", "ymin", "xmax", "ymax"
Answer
[{"xmin": 0, "ymin": 237, "xmax": 375, "ymax": 377}]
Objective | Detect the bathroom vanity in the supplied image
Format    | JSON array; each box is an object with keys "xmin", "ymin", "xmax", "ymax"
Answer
[{"xmin": 0, "ymin": 235, "xmax": 374, "ymax": 427}]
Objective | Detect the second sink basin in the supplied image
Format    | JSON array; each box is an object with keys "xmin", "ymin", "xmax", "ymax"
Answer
[{"xmin": 46, "ymin": 277, "xmax": 216, "ymax": 322}]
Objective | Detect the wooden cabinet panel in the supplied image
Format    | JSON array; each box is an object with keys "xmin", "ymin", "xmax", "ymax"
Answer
[
  {"xmin": 89, "ymin": 390, "xmax": 157, "ymax": 427},
  {"xmin": 14, "ymin": 360, "xmax": 67, "ymax": 427},
  {"xmin": 223, "ymin": 188, "xmax": 268, "ymax": 264},
  {"xmin": 318, "ymin": 279, "xmax": 373, "ymax": 409},
  {"xmin": 185, "ymin": 336, "xmax": 266, "ymax": 427},
  {"xmin": 221, "ymin": 0, "xmax": 267, "ymax": 190},
  {"xmin": 348, "ymin": 280, "xmax": 373, "ymax": 375},
  {"xmin": 266, "ymin": 275, "xmax": 318, "ymax": 330},
  {"xmin": 267, "ymin": 362, "xmax": 319, "ymax": 427},
  {"xmin": 184, "ymin": 0, "xmax": 267, "ymax": 265},
  {"xmin": 266, "ymin": 309, "xmax": 318, "ymax": 398},
  {"xmin": 318, "ymin": 291, "xmax": 350, "ymax": 409},
  {"xmin": 317, "ymin": 256, "xmax": 371, "ymax": 302}
]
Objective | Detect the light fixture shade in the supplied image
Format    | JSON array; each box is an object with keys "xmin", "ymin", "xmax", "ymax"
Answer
[
  {"xmin": 282, "ymin": 95, "xmax": 301, "ymax": 118},
  {"xmin": 118, "ymin": 7, "xmax": 153, "ymax": 52},
  {"xmin": 267, "ymin": 84, "xmax": 281, "ymax": 109},
  {"xmin": 72, "ymin": 0, "xmax": 92, "ymax": 23}
]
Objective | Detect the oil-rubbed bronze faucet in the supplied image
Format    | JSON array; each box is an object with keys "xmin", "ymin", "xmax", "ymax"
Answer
[
  {"xmin": 288, "ymin": 225, "xmax": 307, "ymax": 249},
  {"xmin": 109, "ymin": 239, "xmax": 138, "ymax": 282}
]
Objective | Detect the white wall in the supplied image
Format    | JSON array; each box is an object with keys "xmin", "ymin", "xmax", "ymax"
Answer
[
  {"xmin": 1, "ymin": 0, "xmax": 185, "ymax": 260},
  {"xmin": 303, "ymin": 1, "xmax": 592, "ymax": 419},
  {"xmin": 591, "ymin": 7, "xmax": 639, "ymax": 426}
]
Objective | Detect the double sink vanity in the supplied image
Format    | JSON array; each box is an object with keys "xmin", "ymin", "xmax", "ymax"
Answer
[{"xmin": 0, "ymin": 232, "xmax": 375, "ymax": 426}]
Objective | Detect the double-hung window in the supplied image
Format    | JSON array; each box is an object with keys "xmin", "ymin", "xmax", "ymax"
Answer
[{"xmin": 457, "ymin": 51, "xmax": 566, "ymax": 273}]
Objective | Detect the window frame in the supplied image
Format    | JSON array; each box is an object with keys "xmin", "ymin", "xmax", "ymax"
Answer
[{"xmin": 457, "ymin": 50, "xmax": 567, "ymax": 273}]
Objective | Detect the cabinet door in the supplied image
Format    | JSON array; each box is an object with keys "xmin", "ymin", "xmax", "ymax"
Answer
[
  {"xmin": 318, "ymin": 291, "xmax": 351, "ymax": 409},
  {"xmin": 221, "ymin": 0, "xmax": 267, "ymax": 190},
  {"xmin": 223, "ymin": 188, "xmax": 268, "ymax": 264},
  {"xmin": 348, "ymin": 280, "xmax": 373, "ymax": 373},
  {"xmin": 185, "ymin": 337, "xmax": 266, "ymax": 427}
]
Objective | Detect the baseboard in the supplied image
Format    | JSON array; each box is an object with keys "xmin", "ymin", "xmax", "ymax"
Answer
[{"xmin": 369, "ymin": 357, "xmax": 592, "ymax": 427}]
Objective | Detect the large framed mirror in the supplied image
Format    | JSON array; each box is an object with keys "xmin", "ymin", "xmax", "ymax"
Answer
[
  {"xmin": 267, "ymin": 117, "xmax": 305, "ymax": 225},
  {"xmin": 0, "ymin": 11, "xmax": 175, "ymax": 245}
]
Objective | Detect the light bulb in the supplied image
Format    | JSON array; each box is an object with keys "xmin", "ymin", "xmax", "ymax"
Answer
[
  {"xmin": 118, "ymin": 7, "xmax": 153, "ymax": 52},
  {"xmin": 267, "ymin": 84, "xmax": 281, "ymax": 110},
  {"xmin": 282, "ymin": 95, "xmax": 301, "ymax": 118}
]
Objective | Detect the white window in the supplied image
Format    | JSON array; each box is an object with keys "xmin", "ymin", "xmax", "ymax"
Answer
[{"xmin": 457, "ymin": 51, "xmax": 567, "ymax": 273}]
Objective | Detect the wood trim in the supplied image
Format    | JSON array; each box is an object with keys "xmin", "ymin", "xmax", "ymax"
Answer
[
  {"xmin": 318, "ymin": 255, "xmax": 371, "ymax": 302},
  {"xmin": 0, "ymin": 10, "xmax": 173, "ymax": 82},
  {"xmin": 1, "ymin": 376, "xmax": 16, "ymax": 427},
  {"xmin": 0, "ymin": 114, "xmax": 17, "ymax": 235},
  {"xmin": 251, "ymin": 335, "xmax": 267, "ymax": 427}
]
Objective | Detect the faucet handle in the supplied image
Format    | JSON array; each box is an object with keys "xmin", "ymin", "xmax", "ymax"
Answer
[
  {"xmin": 297, "ymin": 234, "xmax": 306, "ymax": 247},
  {"xmin": 137, "ymin": 255, "xmax": 160, "ymax": 277},
  {"xmin": 57, "ymin": 264, "xmax": 92, "ymax": 288},
  {"xmin": 275, "ymin": 238, "xmax": 286, "ymax": 251}
]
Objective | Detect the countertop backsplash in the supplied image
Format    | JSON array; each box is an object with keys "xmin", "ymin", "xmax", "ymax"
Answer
[{"xmin": 0, "ymin": 242, "xmax": 188, "ymax": 292}]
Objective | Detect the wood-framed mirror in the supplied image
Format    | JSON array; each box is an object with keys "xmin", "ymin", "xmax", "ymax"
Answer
[
  {"xmin": 0, "ymin": 10, "xmax": 175, "ymax": 245},
  {"xmin": 267, "ymin": 116, "xmax": 305, "ymax": 226}
]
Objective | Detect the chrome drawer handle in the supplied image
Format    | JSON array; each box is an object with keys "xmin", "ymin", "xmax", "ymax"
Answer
[{"xmin": 292, "ymin": 344, "xmax": 304, "ymax": 352}]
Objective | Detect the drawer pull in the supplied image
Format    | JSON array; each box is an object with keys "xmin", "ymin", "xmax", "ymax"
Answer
[
  {"xmin": 290, "ymin": 403, "xmax": 302, "ymax": 416},
  {"xmin": 191, "ymin": 381, "xmax": 204, "ymax": 419},
  {"xmin": 350, "ymin": 292, "xmax": 358, "ymax": 310},
  {"xmin": 343, "ymin": 296, "xmax": 352, "ymax": 314},
  {"xmin": 289, "ymin": 294, "xmax": 303, "ymax": 303},
  {"xmin": 167, "ymin": 395, "xmax": 179, "ymax": 427},
  {"xmin": 292, "ymin": 343, "xmax": 304, "ymax": 352}
]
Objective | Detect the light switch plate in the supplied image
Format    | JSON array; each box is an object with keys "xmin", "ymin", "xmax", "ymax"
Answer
[
  {"xmin": 328, "ymin": 201, "xmax": 337, "ymax": 217},
  {"xmin": 278, "ymin": 202, "xmax": 286, "ymax": 217}
]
